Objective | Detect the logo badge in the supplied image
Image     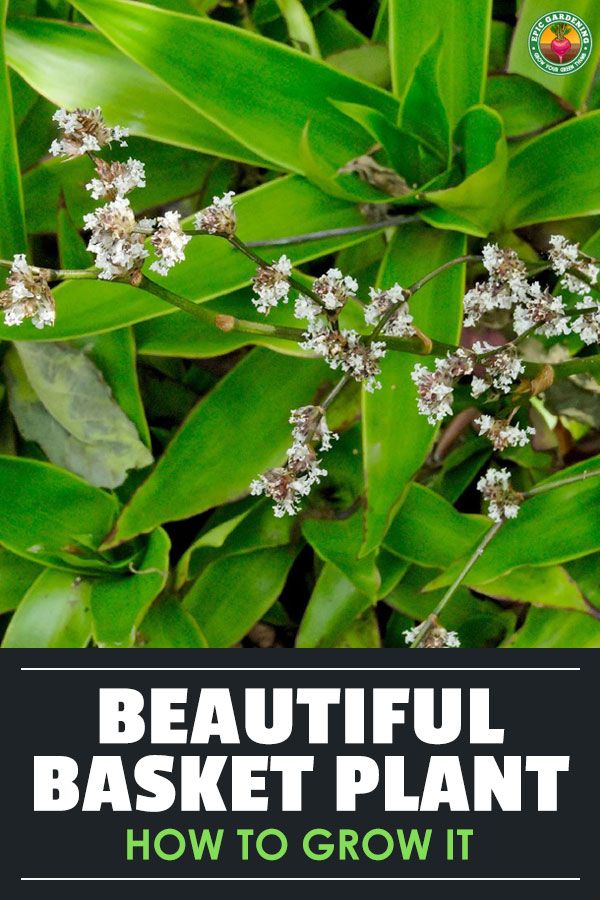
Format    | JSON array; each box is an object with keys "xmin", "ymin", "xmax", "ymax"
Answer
[{"xmin": 528, "ymin": 10, "xmax": 592, "ymax": 75}]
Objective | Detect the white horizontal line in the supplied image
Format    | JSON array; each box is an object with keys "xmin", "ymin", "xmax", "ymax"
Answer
[
  {"xmin": 20, "ymin": 667, "xmax": 580, "ymax": 672},
  {"xmin": 21, "ymin": 877, "xmax": 581, "ymax": 882}
]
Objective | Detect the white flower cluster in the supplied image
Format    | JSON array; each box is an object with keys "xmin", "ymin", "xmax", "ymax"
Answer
[
  {"xmin": 85, "ymin": 157, "xmax": 146, "ymax": 200},
  {"xmin": 308, "ymin": 267, "xmax": 358, "ymax": 313},
  {"xmin": 149, "ymin": 211, "xmax": 192, "ymax": 276},
  {"xmin": 194, "ymin": 191, "xmax": 237, "ymax": 237},
  {"xmin": 50, "ymin": 107, "xmax": 128, "ymax": 158},
  {"xmin": 301, "ymin": 322, "xmax": 387, "ymax": 392},
  {"xmin": 463, "ymin": 244, "xmax": 529, "ymax": 326},
  {"xmin": 411, "ymin": 350, "xmax": 474, "ymax": 425},
  {"xmin": 464, "ymin": 239, "xmax": 600, "ymax": 345},
  {"xmin": 83, "ymin": 198, "xmax": 151, "ymax": 281},
  {"xmin": 477, "ymin": 467, "xmax": 521, "ymax": 523},
  {"xmin": 0, "ymin": 255, "xmax": 55, "ymax": 329},
  {"xmin": 512, "ymin": 281, "xmax": 570, "ymax": 337},
  {"xmin": 547, "ymin": 235, "xmax": 600, "ymax": 345},
  {"xmin": 250, "ymin": 406, "xmax": 335, "ymax": 517},
  {"xmin": 251, "ymin": 255, "xmax": 292, "ymax": 314},
  {"xmin": 364, "ymin": 284, "xmax": 415, "ymax": 337},
  {"xmin": 470, "ymin": 342, "xmax": 525, "ymax": 397},
  {"xmin": 474, "ymin": 415, "xmax": 535, "ymax": 451},
  {"xmin": 548, "ymin": 234, "xmax": 599, "ymax": 294},
  {"xmin": 403, "ymin": 624, "xmax": 461, "ymax": 649},
  {"xmin": 48, "ymin": 107, "xmax": 226, "ymax": 280}
]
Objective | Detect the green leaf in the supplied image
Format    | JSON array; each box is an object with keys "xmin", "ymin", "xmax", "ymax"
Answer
[
  {"xmin": 508, "ymin": 1, "xmax": 600, "ymax": 111},
  {"xmin": 0, "ymin": 175, "xmax": 370, "ymax": 342},
  {"xmin": 137, "ymin": 596, "xmax": 208, "ymax": 648},
  {"xmin": 332, "ymin": 606, "xmax": 381, "ymax": 647},
  {"xmin": 79, "ymin": 329, "xmax": 151, "ymax": 449},
  {"xmin": 385, "ymin": 483, "xmax": 488, "ymax": 567},
  {"xmin": 428, "ymin": 463, "xmax": 600, "ymax": 586},
  {"xmin": 0, "ymin": 546, "xmax": 43, "ymax": 614},
  {"xmin": 274, "ymin": 0, "xmax": 320, "ymax": 57},
  {"xmin": 4, "ymin": 343, "xmax": 152, "ymax": 488},
  {"xmin": 90, "ymin": 528, "xmax": 170, "ymax": 647},
  {"xmin": 361, "ymin": 222, "xmax": 466, "ymax": 555},
  {"xmin": 72, "ymin": 0, "xmax": 398, "ymax": 174},
  {"xmin": 423, "ymin": 106, "xmax": 507, "ymax": 236},
  {"xmin": 399, "ymin": 34, "xmax": 449, "ymax": 164},
  {"xmin": 176, "ymin": 498, "xmax": 293, "ymax": 588},
  {"xmin": 0, "ymin": 0, "xmax": 26, "ymax": 262},
  {"xmin": 468, "ymin": 565, "xmax": 588, "ymax": 612},
  {"xmin": 502, "ymin": 112, "xmax": 600, "ymax": 228},
  {"xmin": 389, "ymin": 0, "xmax": 491, "ymax": 128},
  {"xmin": 332, "ymin": 100, "xmax": 426, "ymax": 186},
  {"xmin": 566, "ymin": 552, "xmax": 600, "ymax": 611},
  {"xmin": 505, "ymin": 607, "xmax": 600, "ymax": 648},
  {"xmin": 5, "ymin": 17, "xmax": 268, "ymax": 165},
  {"xmin": 107, "ymin": 350, "xmax": 331, "ymax": 545},
  {"xmin": 326, "ymin": 45, "xmax": 391, "ymax": 89},
  {"xmin": 2, "ymin": 569, "xmax": 91, "ymax": 648},
  {"xmin": 387, "ymin": 565, "xmax": 516, "ymax": 647},
  {"xmin": 303, "ymin": 510, "xmax": 381, "ymax": 597},
  {"xmin": 183, "ymin": 546, "xmax": 297, "ymax": 647},
  {"xmin": 0, "ymin": 456, "xmax": 118, "ymax": 569},
  {"xmin": 488, "ymin": 20, "xmax": 512, "ymax": 72},
  {"xmin": 296, "ymin": 562, "xmax": 372, "ymax": 647},
  {"xmin": 485, "ymin": 74, "xmax": 568, "ymax": 138}
]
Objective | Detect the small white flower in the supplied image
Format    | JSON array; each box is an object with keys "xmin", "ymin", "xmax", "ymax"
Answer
[
  {"xmin": 301, "ymin": 324, "xmax": 386, "ymax": 391},
  {"xmin": 289, "ymin": 406, "xmax": 337, "ymax": 452},
  {"xmin": 83, "ymin": 197, "xmax": 148, "ymax": 280},
  {"xmin": 0, "ymin": 254, "xmax": 55, "ymax": 328},
  {"xmin": 194, "ymin": 191, "xmax": 236, "ymax": 237},
  {"xmin": 463, "ymin": 243, "xmax": 529, "ymax": 327},
  {"xmin": 472, "ymin": 342, "xmax": 525, "ymax": 395},
  {"xmin": 252, "ymin": 255, "xmax": 292, "ymax": 314},
  {"xmin": 571, "ymin": 301, "xmax": 600, "ymax": 345},
  {"xmin": 250, "ymin": 404, "xmax": 336, "ymax": 517},
  {"xmin": 364, "ymin": 284, "xmax": 415, "ymax": 337},
  {"xmin": 474, "ymin": 415, "xmax": 535, "ymax": 451},
  {"xmin": 548, "ymin": 234, "xmax": 599, "ymax": 296},
  {"xmin": 149, "ymin": 210, "xmax": 191, "ymax": 276},
  {"xmin": 310, "ymin": 267, "xmax": 358, "ymax": 312},
  {"xmin": 294, "ymin": 294, "xmax": 321, "ymax": 322},
  {"xmin": 85, "ymin": 157, "xmax": 146, "ymax": 200},
  {"xmin": 49, "ymin": 107, "xmax": 128, "ymax": 158},
  {"xmin": 512, "ymin": 282, "xmax": 571, "ymax": 337},
  {"xmin": 403, "ymin": 624, "xmax": 461, "ymax": 648},
  {"xmin": 411, "ymin": 350, "xmax": 474, "ymax": 425},
  {"xmin": 477, "ymin": 467, "xmax": 521, "ymax": 522}
]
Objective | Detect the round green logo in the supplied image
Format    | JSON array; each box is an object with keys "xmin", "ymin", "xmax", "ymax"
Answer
[{"xmin": 528, "ymin": 10, "xmax": 592, "ymax": 75}]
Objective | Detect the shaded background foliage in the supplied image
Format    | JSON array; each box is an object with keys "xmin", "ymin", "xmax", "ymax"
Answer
[{"xmin": 1, "ymin": 0, "xmax": 600, "ymax": 648}]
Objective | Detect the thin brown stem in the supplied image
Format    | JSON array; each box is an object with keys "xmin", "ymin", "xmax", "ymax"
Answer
[
  {"xmin": 405, "ymin": 254, "xmax": 480, "ymax": 296},
  {"xmin": 243, "ymin": 216, "xmax": 418, "ymax": 247},
  {"xmin": 228, "ymin": 234, "xmax": 326, "ymax": 309}
]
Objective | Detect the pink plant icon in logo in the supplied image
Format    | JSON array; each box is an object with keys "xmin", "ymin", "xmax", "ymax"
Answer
[{"xmin": 550, "ymin": 22, "xmax": 572, "ymax": 62}]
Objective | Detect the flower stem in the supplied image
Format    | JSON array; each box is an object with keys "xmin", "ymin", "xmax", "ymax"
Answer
[
  {"xmin": 523, "ymin": 466, "xmax": 600, "ymax": 497},
  {"xmin": 243, "ymin": 216, "xmax": 419, "ymax": 247},
  {"xmin": 412, "ymin": 463, "xmax": 600, "ymax": 648},
  {"xmin": 321, "ymin": 374, "xmax": 352, "ymax": 411},
  {"xmin": 0, "ymin": 258, "xmax": 97, "ymax": 281},
  {"xmin": 137, "ymin": 275, "xmax": 216, "ymax": 325},
  {"xmin": 228, "ymin": 234, "xmax": 326, "ymax": 308},
  {"xmin": 405, "ymin": 254, "xmax": 480, "ymax": 296},
  {"xmin": 410, "ymin": 520, "xmax": 504, "ymax": 648}
]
